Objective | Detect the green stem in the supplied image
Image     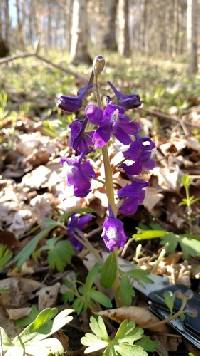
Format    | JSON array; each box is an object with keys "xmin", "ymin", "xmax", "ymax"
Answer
[{"xmin": 94, "ymin": 73, "xmax": 117, "ymax": 215}]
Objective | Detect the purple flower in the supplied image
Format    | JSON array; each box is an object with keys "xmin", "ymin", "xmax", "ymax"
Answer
[
  {"xmin": 108, "ymin": 81, "xmax": 141, "ymax": 109},
  {"xmin": 57, "ymin": 83, "xmax": 92, "ymax": 113},
  {"xmin": 118, "ymin": 179, "xmax": 148, "ymax": 216},
  {"xmin": 61, "ymin": 156, "xmax": 96, "ymax": 197},
  {"xmin": 86, "ymin": 100, "xmax": 140, "ymax": 148},
  {"xmin": 69, "ymin": 118, "xmax": 93, "ymax": 155},
  {"xmin": 67, "ymin": 213, "xmax": 93, "ymax": 250},
  {"xmin": 122, "ymin": 137, "xmax": 155, "ymax": 176},
  {"xmin": 101, "ymin": 208, "xmax": 128, "ymax": 251},
  {"xmin": 85, "ymin": 103, "xmax": 103, "ymax": 125}
]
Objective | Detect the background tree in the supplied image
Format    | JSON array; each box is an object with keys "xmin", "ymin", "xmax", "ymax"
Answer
[
  {"xmin": 70, "ymin": 0, "xmax": 91, "ymax": 64},
  {"xmin": 118, "ymin": 0, "xmax": 130, "ymax": 56},
  {"xmin": 187, "ymin": 0, "xmax": 198, "ymax": 73}
]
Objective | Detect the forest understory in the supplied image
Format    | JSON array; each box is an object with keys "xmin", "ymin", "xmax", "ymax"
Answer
[{"xmin": 0, "ymin": 52, "xmax": 200, "ymax": 356}]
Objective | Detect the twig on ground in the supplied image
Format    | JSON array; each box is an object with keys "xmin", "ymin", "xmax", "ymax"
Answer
[
  {"xmin": 144, "ymin": 108, "xmax": 200, "ymax": 128},
  {"xmin": 0, "ymin": 52, "xmax": 86, "ymax": 82}
]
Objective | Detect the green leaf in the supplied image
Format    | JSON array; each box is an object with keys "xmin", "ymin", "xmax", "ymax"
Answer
[
  {"xmin": 116, "ymin": 320, "xmax": 143, "ymax": 344},
  {"xmin": 25, "ymin": 337, "xmax": 64, "ymax": 356},
  {"xmin": 73, "ymin": 298, "xmax": 85, "ymax": 314},
  {"xmin": 14, "ymin": 220, "xmax": 60, "ymax": 267},
  {"xmin": 15, "ymin": 308, "xmax": 73, "ymax": 345},
  {"xmin": 100, "ymin": 252, "xmax": 117, "ymax": 288},
  {"xmin": 162, "ymin": 233, "xmax": 200, "ymax": 258},
  {"xmin": 81, "ymin": 316, "xmax": 109, "ymax": 353},
  {"xmin": 180, "ymin": 237, "xmax": 200, "ymax": 259},
  {"xmin": 161, "ymin": 233, "xmax": 179, "ymax": 254},
  {"xmin": 135, "ymin": 336, "xmax": 158, "ymax": 352},
  {"xmin": 47, "ymin": 239, "xmax": 74, "ymax": 272},
  {"xmin": 0, "ymin": 327, "xmax": 12, "ymax": 347},
  {"xmin": 164, "ymin": 291, "xmax": 176, "ymax": 315},
  {"xmin": 181, "ymin": 175, "xmax": 191, "ymax": 189},
  {"xmin": 89, "ymin": 316, "xmax": 108, "ymax": 340},
  {"xmin": 16, "ymin": 305, "xmax": 39, "ymax": 328},
  {"xmin": 115, "ymin": 344, "xmax": 147, "ymax": 355},
  {"xmin": 0, "ymin": 244, "xmax": 12, "ymax": 271},
  {"xmin": 128, "ymin": 268, "xmax": 153, "ymax": 284},
  {"xmin": 116, "ymin": 275, "xmax": 135, "ymax": 306},
  {"xmin": 133, "ymin": 229, "xmax": 167, "ymax": 240},
  {"xmin": 85, "ymin": 264, "xmax": 101, "ymax": 291},
  {"xmin": 90, "ymin": 290, "xmax": 112, "ymax": 308}
]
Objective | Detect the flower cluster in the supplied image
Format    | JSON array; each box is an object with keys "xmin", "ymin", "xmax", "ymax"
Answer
[{"xmin": 58, "ymin": 78, "xmax": 155, "ymax": 252}]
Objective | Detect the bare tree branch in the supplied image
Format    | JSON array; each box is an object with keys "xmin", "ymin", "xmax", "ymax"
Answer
[{"xmin": 0, "ymin": 52, "xmax": 86, "ymax": 82}]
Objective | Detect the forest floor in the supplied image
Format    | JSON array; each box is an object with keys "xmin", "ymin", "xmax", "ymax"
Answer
[{"xmin": 0, "ymin": 51, "xmax": 200, "ymax": 356}]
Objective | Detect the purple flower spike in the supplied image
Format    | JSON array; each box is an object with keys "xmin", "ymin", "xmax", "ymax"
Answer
[
  {"xmin": 57, "ymin": 83, "xmax": 92, "ymax": 113},
  {"xmin": 69, "ymin": 119, "xmax": 93, "ymax": 155},
  {"xmin": 91, "ymin": 100, "xmax": 140, "ymax": 148},
  {"xmin": 67, "ymin": 213, "xmax": 93, "ymax": 250},
  {"xmin": 122, "ymin": 137, "xmax": 155, "ymax": 176},
  {"xmin": 108, "ymin": 81, "xmax": 141, "ymax": 109},
  {"xmin": 85, "ymin": 103, "xmax": 103, "ymax": 125},
  {"xmin": 61, "ymin": 156, "xmax": 96, "ymax": 197},
  {"xmin": 118, "ymin": 179, "xmax": 148, "ymax": 216},
  {"xmin": 101, "ymin": 208, "xmax": 128, "ymax": 251}
]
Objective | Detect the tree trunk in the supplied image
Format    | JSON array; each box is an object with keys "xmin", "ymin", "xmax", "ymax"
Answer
[
  {"xmin": 16, "ymin": 0, "xmax": 24, "ymax": 49},
  {"xmin": 70, "ymin": 0, "xmax": 91, "ymax": 65},
  {"xmin": 103, "ymin": 0, "xmax": 118, "ymax": 51},
  {"xmin": 4, "ymin": 0, "xmax": 9, "ymax": 43},
  {"xmin": 187, "ymin": 0, "xmax": 198, "ymax": 73},
  {"xmin": 118, "ymin": 0, "xmax": 130, "ymax": 57}
]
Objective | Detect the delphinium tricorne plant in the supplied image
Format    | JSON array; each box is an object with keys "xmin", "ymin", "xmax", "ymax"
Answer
[{"xmin": 57, "ymin": 56, "xmax": 155, "ymax": 298}]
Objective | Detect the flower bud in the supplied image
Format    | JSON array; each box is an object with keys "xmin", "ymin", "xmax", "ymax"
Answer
[{"xmin": 93, "ymin": 55, "xmax": 105, "ymax": 76}]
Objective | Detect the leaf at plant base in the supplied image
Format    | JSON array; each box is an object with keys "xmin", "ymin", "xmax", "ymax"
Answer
[
  {"xmin": 25, "ymin": 337, "xmax": 64, "ymax": 356},
  {"xmin": 115, "ymin": 320, "xmax": 143, "ymax": 344},
  {"xmin": 135, "ymin": 336, "xmax": 158, "ymax": 352},
  {"xmin": 16, "ymin": 305, "xmax": 39, "ymax": 328},
  {"xmin": 164, "ymin": 291, "xmax": 175, "ymax": 315},
  {"xmin": 81, "ymin": 316, "xmax": 109, "ymax": 353},
  {"xmin": 0, "ymin": 327, "xmax": 12, "ymax": 347},
  {"xmin": 82, "ymin": 334, "xmax": 108, "ymax": 354},
  {"xmin": 99, "ymin": 307, "xmax": 167, "ymax": 333},
  {"xmin": 115, "ymin": 344, "xmax": 147, "ymax": 356},
  {"xmin": 128, "ymin": 268, "xmax": 153, "ymax": 285},
  {"xmin": 100, "ymin": 252, "xmax": 117, "ymax": 288},
  {"xmin": 133, "ymin": 229, "xmax": 167, "ymax": 240},
  {"xmin": 14, "ymin": 220, "xmax": 60, "ymax": 267},
  {"xmin": 0, "ymin": 244, "xmax": 12, "ymax": 271},
  {"xmin": 15, "ymin": 308, "xmax": 73, "ymax": 345},
  {"xmin": 90, "ymin": 290, "xmax": 112, "ymax": 308},
  {"xmin": 89, "ymin": 316, "xmax": 108, "ymax": 340},
  {"xmin": 47, "ymin": 239, "xmax": 74, "ymax": 272},
  {"xmin": 116, "ymin": 275, "xmax": 135, "ymax": 306},
  {"xmin": 180, "ymin": 237, "xmax": 200, "ymax": 259}
]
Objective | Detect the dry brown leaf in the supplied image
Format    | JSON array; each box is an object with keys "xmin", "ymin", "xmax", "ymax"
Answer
[
  {"xmin": 143, "ymin": 186, "xmax": 163, "ymax": 211},
  {"xmin": 99, "ymin": 306, "xmax": 168, "ymax": 333},
  {"xmin": 7, "ymin": 307, "xmax": 32, "ymax": 320},
  {"xmin": 0, "ymin": 305, "xmax": 17, "ymax": 338},
  {"xmin": 38, "ymin": 283, "xmax": 60, "ymax": 310},
  {"xmin": 0, "ymin": 277, "xmax": 42, "ymax": 307}
]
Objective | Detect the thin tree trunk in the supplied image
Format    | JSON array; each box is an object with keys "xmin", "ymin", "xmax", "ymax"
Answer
[
  {"xmin": 70, "ymin": 0, "xmax": 91, "ymax": 65},
  {"xmin": 4, "ymin": 0, "xmax": 9, "ymax": 43},
  {"xmin": 103, "ymin": 0, "xmax": 118, "ymax": 51},
  {"xmin": 118, "ymin": 0, "xmax": 130, "ymax": 57},
  {"xmin": 187, "ymin": 0, "xmax": 198, "ymax": 73}
]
